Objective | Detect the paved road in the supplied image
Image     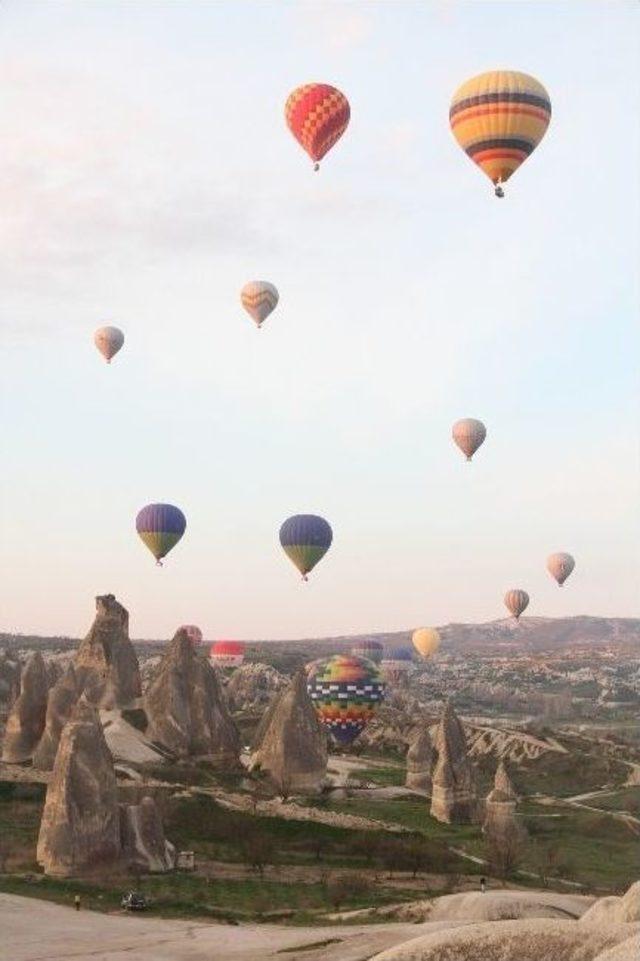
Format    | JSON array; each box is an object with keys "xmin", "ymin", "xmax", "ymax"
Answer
[{"xmin": 0, "ymin": 892, "xmax": 425, "ymax": 961}]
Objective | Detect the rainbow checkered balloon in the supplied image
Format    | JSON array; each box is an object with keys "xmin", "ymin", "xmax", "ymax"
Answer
[{"xmin": 306, "ymin": 654, "xmax": 385, "ymax": 746}]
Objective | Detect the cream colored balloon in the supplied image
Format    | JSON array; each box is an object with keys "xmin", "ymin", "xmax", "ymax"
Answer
[
  {"xmin": 241, "ymin": 281, "xmax": 279, "ymax": 328},
  {"xmin": 412, "ymin": 627, "xmax": 441, "ymax": 659},
  {"xmin": 504, "ymin": 589, "xmax": 529, "ymax": 620},
  {"xmin": 452, "ymin": 418, "xmax": 486, "ymax": 461},
  {"xmin": 547, "ymin": 552, "xmax": 575, "ymax": 586},
  {"xmin": 94, "ymin": 325, "xmax": 124, "ymax": 363}
]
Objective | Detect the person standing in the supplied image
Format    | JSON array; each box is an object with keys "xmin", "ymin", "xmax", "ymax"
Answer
[{"xmin": 74, "ymin": 894, "xmax": 81, "ymax": 911}]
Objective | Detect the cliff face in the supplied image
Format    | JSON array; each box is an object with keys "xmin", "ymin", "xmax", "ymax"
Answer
[
  {"xmin": 1, "ymin": 652, "xmax": 49, "ymax": 763},
  {"xmin": 73, "ymin": 595, "xmax": 141, "ymax": 710},
  {"xmin": 251, "ymin": 670, "xmax": 327, "ymax": 794},
  {"xmin": 145, "ymin": 630, "xmax": 240, "ymax": 764},
  {"xmin": 36, "ymin": 698, "xmax": 121, "ymax": 877}
]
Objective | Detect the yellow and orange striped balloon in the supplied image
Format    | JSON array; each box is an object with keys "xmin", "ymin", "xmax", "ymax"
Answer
[
  {"xmin": 240, "ymin": 281, "xmax": 279, "ymax": 328},
  {"xmin": 449, "ymin": 70, "xmax": 551, "ymax": 196}
]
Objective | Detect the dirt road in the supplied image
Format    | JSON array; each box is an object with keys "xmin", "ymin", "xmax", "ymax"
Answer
[{"xmin": 0, "ymin": 892, "xmax": 426, "ymax": 961}]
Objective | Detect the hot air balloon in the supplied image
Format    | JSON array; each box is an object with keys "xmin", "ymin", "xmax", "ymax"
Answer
[
  {"xmin": 94, "ymin": 325, "xmax": 124, "ymax": 363},
  {"xmin": 412, "ymin": 627, "xmax": 441, "ymax": 659},
  {"xmin": 449, "ymin": 70, "xmax": 551, "ymax": 197},
  {"xmin": 381, "ymin": 647, "xmax": 413, "ymax": 685},
  {"xmin": 136, "ymin": 503, "xmax": 186, "ymax": 565},
  {"xmin": 452, "ymin": 418, "xmax": 487, "ymax": 462},
  {"xmin": 179, "ymin": 625, "xmax": 203, "ymax": 648},
  {"xmin": 241, "ymin": 281, "xmax": 279, "ymax": 329},
  {"xmin": 285, "ymin": 83, "xmax": 350, "ymax": 171},
  {"xmin": 279, "ymin": 514, "xmax": 333, "ymax": 580},
  {"xmin": 547, "ymin": 552, "xmax": 575, "ymax": 587},
  {"xmin": 351, "ymin": 639, "xmax": 384, "ymax": 664},
  {"xmin": 209, "ymin": 640, "xmax": 245, "ymax": 669},
  {"xmin": 307, "ymin": 654, "xmax": 385, "ymax": 746},
  {"xmin": 504, "ymin": 589, "xmax": 529, "ymax": 620}
]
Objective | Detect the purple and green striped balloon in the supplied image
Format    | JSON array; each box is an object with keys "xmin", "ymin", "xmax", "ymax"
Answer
[{"xmin": 136, "ymin": 503, "xmax": 186, "ymax": 565}]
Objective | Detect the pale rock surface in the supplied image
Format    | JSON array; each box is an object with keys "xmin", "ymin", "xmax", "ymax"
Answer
[
  {"xmin": 101, "ymin": 711, "xmax": 168, "ymax": 765},
  {"xmin": 145, "ymin": 629, "xmax": 240, "ymax": 764},
  {"xmin": 370, "ymin": 919, "xmax": 635, "ymax": 961},
  {"xmin": 119, "ymin": 795, "xmax": 175, "ymax": 872},
  {"xmin": 225, "ymin": 662, "xmax": 288, "ymax": 713},
  {"xmin": 581, "ymin": 883, "xmax": 640, "ymax": 925},
  {"xmin": 1, "ymin": 652, "xmax": 49, "ymax": 763},
  {"xmin": 36, "ymin": 698, "xmax": 121, "ymax": 876},
  {"xmin": 250, "ymin": 670, "xmax": 327, "ymax": 794},
  {"xmin": 32, "ymin": 664, "xmax": 81, "ymax": 770},
  {"xmin": 405, "ymin": 727, "xmax": 433, "ymax": 792},
  {"xmin": 430, "ymin": 700, "xmax": 476, "ymax": 823},
  {"xmin": 483, "ymin": 760, "xmax": 525, "ymax": 838},
  {"xmin": 74, "ymin": 595, "xmax": 141, "ymax": 709},
  {"xmin": 593, "ymin": 934, "xmax": 640, "ymax": 961}
]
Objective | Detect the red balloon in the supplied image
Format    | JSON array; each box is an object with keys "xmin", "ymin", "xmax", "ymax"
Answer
[{"xmin": 285, "ymin": 83, "xmax": 350, "ymax": 168}]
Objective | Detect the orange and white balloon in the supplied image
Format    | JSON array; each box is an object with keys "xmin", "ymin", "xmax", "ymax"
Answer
[
  {"xmin": 504, "ymin": 589, "xmax": 529, "ymax": 620},
  {"xmin": 412, "ymin": 627, "xmax": 441, "ymax": 659}
]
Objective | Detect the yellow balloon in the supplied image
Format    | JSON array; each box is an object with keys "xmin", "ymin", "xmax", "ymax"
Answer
[
  {"xmin": 449, "ymin": 70, "xmax": 551, "ymax": 197},
  {"xmin": 412, "ymin": 627, "xmax": 441, "ymax": 659}
]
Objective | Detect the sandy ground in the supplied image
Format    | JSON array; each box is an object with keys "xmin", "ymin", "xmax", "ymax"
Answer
[{"xmin": 0, "ymin": 892, "xmax": 430, "ymax": 961}]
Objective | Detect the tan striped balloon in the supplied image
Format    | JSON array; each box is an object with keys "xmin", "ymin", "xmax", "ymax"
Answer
[
  {"xmin": 504, "ymin": 589, "xmax": 529, "ymax": 620},
  {"xmin": 547, "ymin": 552, "xmax": 575, "ymax": 587},
  {"xmin": 452, "ymin": 418, "xmax": 487, "ymax": 461},
  {"xmin": 241, "ymin": 281, "xmax": 279, "ymax": 328}
]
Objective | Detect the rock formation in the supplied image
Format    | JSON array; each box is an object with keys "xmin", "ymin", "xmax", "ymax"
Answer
[
  {"xmin": 0, "ymin": 650, "xmax": 21, "ymax": 710},
  {"xmin": 119, "ymin": 796, "xmax": 175, "ymax": 872},
  {"xmin": 145, "ymin": 629, "xmax": 240, "ymax": 764},
  {"xmin": 37, "ymin": 698, "xmax": 121, "ymax": 876},
  {"xmin": 250, "ymin": 670, "xmax": 327, "ymax": 794},
  {"xmin": 32, "ymin": 664, "xmax": 82, "ymax": 771},
  {"xmin": 430, "ymin": 700, "xmax": 476, "ymax": 823},
  {"xmin": 580, "ymin": 881, "xmax": 640, "ymax": 925},
  {"xmin": 405, "ymin": 727, "xmax": 433, "ymax": 792},
  {"xmin": 74, "ymin": 595, "xmax": 141, "ymax": 709},
  {"xmin": 370, "ymin": 919, "xmax": 635, "ymax": 961},
  {"xmin": 1, "ymin": 652, "xmax": 49, "ymax": 763},
  {"xmin": 482, "ymin": 759, "xmax": 525, "ymax": 839},
  {"xmin": 225, "ymin": 662, "xmax": 288, "ymax": 713}
]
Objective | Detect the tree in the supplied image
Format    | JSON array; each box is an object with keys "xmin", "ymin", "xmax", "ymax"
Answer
[
  {"xmin": 483, "ymin": 822, "xmax": 527, "ymax": 879},
  {"xmin": 240, "ymin": 828, "xmax": 276, "ymax": 877},
  {"xmin": 325, "ymin": 873, "xmax": 371, "ymax": 911}
]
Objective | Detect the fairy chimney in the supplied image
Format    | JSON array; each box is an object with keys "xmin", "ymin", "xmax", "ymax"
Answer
[
  {"xmin": 74, "ymin": 595, "xmax": 141, "ymax": 709},
  {"xmin": 32, "ymin": 664, "xmax": 81, "ymax": 771},
  {"xmin": 250, "ymin": 670, "xmax": 327, "ymax": 794},
  {"xmin": 430, "ymin": 700, "xmax": 476, "ymax": 823},
  {"xmin": 1, "ymin": 652, "xmax": 49, "ymax": 763},
  {"xmin": 145, "ymin": 629, "xmax": 240, "ymax": 764},
  {"xmin": 405, "ymin": 726, "xmax": 433, "ymax": 792}
]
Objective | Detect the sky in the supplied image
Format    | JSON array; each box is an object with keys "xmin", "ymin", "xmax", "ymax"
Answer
[{"xmin": 1, "ymin": 1, "xmax": 638, "ymax": 641}]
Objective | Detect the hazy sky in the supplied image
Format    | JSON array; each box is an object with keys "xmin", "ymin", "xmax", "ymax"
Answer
[{"xmin": 1, "ymin": 1, "xmax": 638, "ymax": 640}]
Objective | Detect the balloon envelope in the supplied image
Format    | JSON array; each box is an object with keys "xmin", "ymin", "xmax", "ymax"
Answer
[
  {"xmin": 351, "ymin": 639, "xmax": 384, "ymax": 664},
  {"xmin": 94, "ymin": 325, "xmax": 124, "ymax": 363},
  {"xmin": 504, "ymin": 589, "xmax": 529, "ymax": 620},
  {"xmin": 136, "ymin": 503, "xmax": 186, "ymax": 563},
  {"xmin": 279, "ymin": 514, "xmax": 333, "ymax": 579},
  {"xmin": 412, "ymin": 627, "xmax": 441, "ymax": 659},
  {"xmin": 241, "ymin": 281, "xmax": 279, "ymax": 328},
  {"xmin": 452, "ymin": 419, "xmax": 486, "ymax": 461},
  {"xmin": 307, "ymin": 654, "xmax": 385, "ymax": 745},
  {"xmin": 180, "ymin": 625, "xmax": 203, "ymax": 648},
  {"xmin": 449, "ymin": 70, "xmax": 551, "ymax": 194},
  {"xmin": 285, "ymin": 83, "xmax": 350, "ymax": 167},
  {"xmin": 210, "ymin": 640, "xmax": 245, "ymax": 668},
  {"xmin": 547, "ymin": 552, "xmax": 575, "ymax": 586}
]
